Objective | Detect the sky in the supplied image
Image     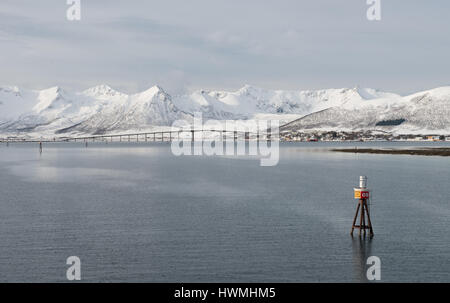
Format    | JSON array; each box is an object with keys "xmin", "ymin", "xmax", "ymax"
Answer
[{"xmin": 0, "ymin": 0, "xmax": 449, "ymax": 95}]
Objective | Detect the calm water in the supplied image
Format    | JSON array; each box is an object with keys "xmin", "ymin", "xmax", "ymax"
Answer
[{"xmin": 0, "ymin": 141, "xmax": 449, "ymax": 282}]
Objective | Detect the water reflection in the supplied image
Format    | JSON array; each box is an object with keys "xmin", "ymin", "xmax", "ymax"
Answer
[{"xmin": 352, "ymin": 237, "xmax": 373, "ymax": 282}]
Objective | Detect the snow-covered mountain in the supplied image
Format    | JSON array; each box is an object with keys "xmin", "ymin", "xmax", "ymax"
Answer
[
  {"xmin": 172, "ymin": 85, "xmax": 398, "ymax": 121},
  {"xmin": 0, "ymin": 84, "xmax": 449, "ymax": 137},
  {"xmin": 56, "ymin": 85, "xmax": 193, "ymax": 135},
  {"xmin": 0, "ymin": 84, "xmax": 193, "ymax": 136},
  {"xmin": 280, "ymin": 86, "xmax": 450, "ymax": 135}
]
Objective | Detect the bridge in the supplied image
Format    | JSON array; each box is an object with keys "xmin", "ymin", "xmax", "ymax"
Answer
[{"xmin": 0, "ymin": 129, "xmax": 275, "ymax": 143}]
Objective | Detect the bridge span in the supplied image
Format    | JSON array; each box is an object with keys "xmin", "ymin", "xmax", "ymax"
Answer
[{"xmin": 1, "ymin": 129, "xmax": 274, "ymax": 143}]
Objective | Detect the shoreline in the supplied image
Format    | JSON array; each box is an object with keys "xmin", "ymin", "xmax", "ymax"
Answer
[{"xmin": 331, "ymin": 147, "xmax": 450, "ymax": 157}]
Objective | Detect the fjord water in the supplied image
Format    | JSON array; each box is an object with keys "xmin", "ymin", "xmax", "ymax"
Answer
[{"xmin": 0, "ymin": 142, "xmax": 449, "ymax": 282}]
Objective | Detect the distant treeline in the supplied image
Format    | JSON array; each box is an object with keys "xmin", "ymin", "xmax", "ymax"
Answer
[{"xmin": 375, "ymin": 119, "xmax": 406, "ymax": 126}]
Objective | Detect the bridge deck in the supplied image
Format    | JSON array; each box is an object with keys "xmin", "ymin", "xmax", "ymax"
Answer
[{"xmin": 1, "ymin": 129, "xmax": 275, "ymax": 143}]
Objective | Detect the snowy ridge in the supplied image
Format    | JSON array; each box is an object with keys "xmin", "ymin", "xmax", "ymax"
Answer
[
  {"xmin": 0, "ymin": 84, "xmax": 449, "ymax": 137},
  {"xmin": 281, "ymin": 86, "xmax": 450, "ymax": 134}
]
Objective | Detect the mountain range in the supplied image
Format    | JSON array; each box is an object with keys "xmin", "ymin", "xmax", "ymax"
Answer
[{"xmin": 0, "ymin": 84, "xmax": 449, "ymax": 138}]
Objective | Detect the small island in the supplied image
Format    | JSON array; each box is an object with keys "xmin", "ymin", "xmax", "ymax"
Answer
[{"xmin": 331, "ymin": 147, "xmax": 450, "ymax": 157}]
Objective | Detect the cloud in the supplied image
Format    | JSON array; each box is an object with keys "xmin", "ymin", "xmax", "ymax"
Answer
[{"xmin": 0, "ymin": 0, "xmax": 449, "ymax": 95}]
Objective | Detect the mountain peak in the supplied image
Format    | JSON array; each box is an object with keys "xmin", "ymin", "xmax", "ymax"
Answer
[
  {"xmin": 150, "ymin": 85, "xmax": 165, "ymax": 93},
  {"xmin": 0, "ymin": 85, "xmax": 21, "ymax": 97},
  {"xmin": 43, "ymin": 86, "xmax": 62, "ymax": 92},
  {"xmin": 0, "ymin": 85, "xmax": 20, "ymax": 92},
  {"xmin": 237, "ymin": 84, "xmax": 263, "ymax": 95},
  {"xmin": 83, "ymin": 84, "xmax": 121, "ymax": 97},
  {"xmin": 345, "ymin": 86, "xmax": 401, "ymax": 101},
  {"xmin": 33, "ymin": 86, "xmax": 67, "ymax": 114},
  {"xmin": 39, "ymin": 86, "xmax": 66, "ymax": 98},
  {"xmin": 138, "ymin": 85, "xmax": 167, "ymax": 98}
]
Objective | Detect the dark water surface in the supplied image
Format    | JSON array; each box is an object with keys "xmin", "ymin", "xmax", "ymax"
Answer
[{"xmin": 0, "ymin": 141, "xmax": 449, "ymax": 282}]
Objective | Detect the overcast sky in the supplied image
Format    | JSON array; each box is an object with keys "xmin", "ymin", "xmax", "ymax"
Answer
[{"xmin": 0, "ymin": 0, "xmax": 449, "ymax": 95}]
